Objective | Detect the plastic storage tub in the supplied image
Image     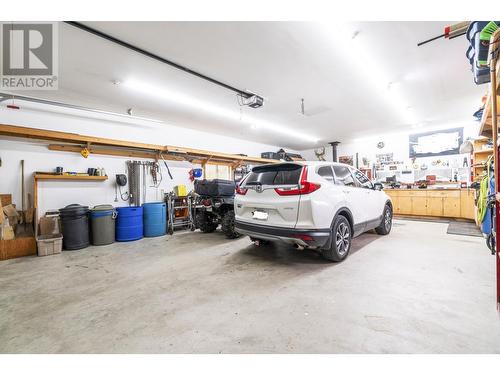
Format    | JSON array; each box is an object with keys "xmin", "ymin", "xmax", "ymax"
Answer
[
  {"xmin": 90, "ymin": 204, "xmax": 116, "ymax": 245},
  {"xmin": 36, "ymin": 234, "xmax": 63, "ymax": 256},
  {"xmin": 59, "ymin": 204, "xmax": 90, "ymax": 250},
  {"xmin": 261, "ymin": 152, "xmax": 280, "ymax": 160},
  {"xmin": 116, "ymin": 206, "xmax": 143, "ymax": 241},
  {"xmin": 142, "ymin": 202, "xmax": 167, "ymax": 237}
]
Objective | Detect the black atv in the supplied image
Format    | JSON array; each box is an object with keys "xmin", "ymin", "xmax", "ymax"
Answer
[{"xmin": 193, "ymin": 179, "xmax": 240, "ymax": 239}]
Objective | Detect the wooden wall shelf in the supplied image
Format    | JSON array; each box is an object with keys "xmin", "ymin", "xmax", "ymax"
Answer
[
  {"xmin": 32, "ymin": 173, "xmax": 109, "ymax": 237},
  {"xmin": 34, "ymin": 174, "xmax": 108, "ymax": 181},
  {"xmin": 474, "ymin": 149, "xmax": 494, "ymax": 156}
]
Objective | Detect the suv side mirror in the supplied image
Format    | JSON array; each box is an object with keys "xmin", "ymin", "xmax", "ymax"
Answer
[{"xmin": 373, "ymin": 182, "xmax": 383, "ymax": 191}]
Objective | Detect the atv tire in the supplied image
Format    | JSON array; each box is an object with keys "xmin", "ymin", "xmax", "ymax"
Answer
[
  {"xmin": 196, "ymin": 211, "xmax": 218, "ymax": 233},
  {"xmin": 221, "ymin": 210, "xmax": 241, "ymax": 239}
]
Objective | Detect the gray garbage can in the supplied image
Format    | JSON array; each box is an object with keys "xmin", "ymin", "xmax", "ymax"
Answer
[{"xmin": 90, "ymin": 204, "xmax": 116, "ymax": 246}]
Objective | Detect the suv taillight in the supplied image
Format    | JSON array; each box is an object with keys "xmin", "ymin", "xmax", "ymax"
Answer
[
  {"xmin": 236, "ymin": 184, "xmax": 248, "ymax": 195},
  {"xmin": 274, "ymin": 166, "xmax": 320, "ymax": 196}
]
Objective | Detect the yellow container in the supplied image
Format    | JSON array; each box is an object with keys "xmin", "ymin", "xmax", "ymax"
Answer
[{"xmin": 174, "ymin": 185, "xmax": 187, "ymax": 197}]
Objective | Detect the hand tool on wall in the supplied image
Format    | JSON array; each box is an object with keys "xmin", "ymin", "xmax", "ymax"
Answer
[
  {"xmin": 417, "ymin": 21, "xmax": 471, "ymax": 46},
  {"xmin": 160, "ymin": 153, "xmax": 173, "ymax": 180}
]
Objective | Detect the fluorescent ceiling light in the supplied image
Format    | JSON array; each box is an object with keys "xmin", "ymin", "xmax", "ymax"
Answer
[
  {"xmin": 122, "ymin": 78, "xmax": 319, "ymax": 143},
  {"xmin": 0, "ymin": 95, "xmax": 163, "ymax": 126}
]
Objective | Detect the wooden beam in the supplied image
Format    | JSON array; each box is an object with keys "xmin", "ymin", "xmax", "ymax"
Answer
[
  {"xmin": 0, "ymin": 123, "xmax": 163, "ymax": 150},
  {"xmin": 48, "ymin": 144, "xmax": 206, "ymax": 163},
  {"xmin": 48, "ymin": 144, "xmax": 160, "ymax": 160},
  {"xmin": 164, "ymin": 144, "xmax": 274, "ymax": 164},
  {"xmin": 0, "ymin": 123, "xmax": 279, "ymax": 164}
]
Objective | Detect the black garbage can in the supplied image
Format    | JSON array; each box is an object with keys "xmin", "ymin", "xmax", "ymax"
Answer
[{"xmin": 59, "ymin": 204, "xmax": 90, "ymax": 250}]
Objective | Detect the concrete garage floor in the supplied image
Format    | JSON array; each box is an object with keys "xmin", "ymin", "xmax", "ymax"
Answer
[{"xmin": 1, "ymin": 219, "xmax": 499, "ymax": 354}]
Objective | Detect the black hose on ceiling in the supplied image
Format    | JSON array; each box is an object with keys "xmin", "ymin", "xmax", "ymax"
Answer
[{"xmin": 63, "ymin": 21, "xmax": 255, "ymax": 99}]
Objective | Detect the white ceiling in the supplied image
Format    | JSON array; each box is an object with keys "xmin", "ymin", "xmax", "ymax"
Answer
[{"xmin": 11, "ymin": 21, "xmax": 485, "ymax": 150}]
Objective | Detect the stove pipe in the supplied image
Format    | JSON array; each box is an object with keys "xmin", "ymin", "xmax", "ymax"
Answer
[{"xmin": 328, "ymin": 142, "xmax": 341, "ymax": 162}]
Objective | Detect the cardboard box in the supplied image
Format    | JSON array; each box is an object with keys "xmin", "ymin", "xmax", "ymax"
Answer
[
  {"xmin": 1, "ymin": 225, "xmax": 15, "ymax": 240},
  {"xmin": 0, "ymin": 194, "xmax": 12, "ymax": 207},
  {"xmin": 2, "ymin": 205, "xmax": 19, "ymax": 232},
  {"xmin": 39, "ymin": 216, "xmax": 61, "ymax": 235},
  {"xmin": 0, "ymin": 199, "xmax": 4, "ymax": 225}
]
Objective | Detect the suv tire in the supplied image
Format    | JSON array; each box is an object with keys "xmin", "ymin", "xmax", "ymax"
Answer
[
  {"xmin": 221, "ymin": 211, "xmax": 241, "ymax": 239},
  {"xmin": 196, "ymin": 211, "xmax": 218, "ymax": 233},
  {"xmin": 322, "ymin": 215, "xmax": 351, "ymax": 262},
  {"xmin": 375, "ymin": 204, "xmax": 392, "ymax": 235}
]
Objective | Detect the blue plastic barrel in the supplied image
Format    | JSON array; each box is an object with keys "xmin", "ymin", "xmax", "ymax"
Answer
[
  {"xmin": 116, "ymin": 206, "xmax": 144, "ymax": 241},
  {"xmin": 142, "ymin": 202, "xmax": 167, "ymax": 237}
]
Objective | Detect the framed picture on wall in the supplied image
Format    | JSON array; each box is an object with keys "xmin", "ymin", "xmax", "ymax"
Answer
[
  {"xmin": 409, "ymin": 127, "xmax": 463, "ymax": 158},
  {"xmin": 339, "ymin": 155, "xmax": 353, "ymax": 166}
]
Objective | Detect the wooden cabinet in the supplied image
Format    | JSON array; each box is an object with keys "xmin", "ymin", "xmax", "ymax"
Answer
[
  {"xmin": 426, "ymin": 196, "xmax": 444, "ymax": 216},
  {"xmin": 460, "ymin": 189, "xmax": 476, "ymax": 220},
  {"xmin": 384, "ymin": 189, "xmax": 475, "ymax": 220},
  {"xmin": 443, "ymin": 195, "xmax": 461, "ymax": 217},
  {"xmin": 411, "ymin": 196, "xmax": 428, "ymax": 216}
]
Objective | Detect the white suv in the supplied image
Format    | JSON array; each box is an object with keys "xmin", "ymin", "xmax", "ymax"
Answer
[{"xmin": 234, "ymin": 161, "xmax": 392, "ymax": 262}]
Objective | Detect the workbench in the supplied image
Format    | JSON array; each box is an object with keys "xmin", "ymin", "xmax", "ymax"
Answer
[{"xmin": 384, "ymin": 188, "xmax": 475, "ymax": 220}]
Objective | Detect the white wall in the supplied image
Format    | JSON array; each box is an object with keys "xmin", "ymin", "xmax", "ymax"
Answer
[{"xmin": 0, "ymin": 106, "xmax": 286, "ymax": 215}]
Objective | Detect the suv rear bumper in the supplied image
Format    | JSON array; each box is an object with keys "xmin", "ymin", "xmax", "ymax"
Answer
[{"xmin": 235, "ymin": 220, "xmax": 331, "ymax": 248}]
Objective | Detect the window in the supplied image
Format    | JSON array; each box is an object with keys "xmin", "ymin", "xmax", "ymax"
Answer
[
  {"xmin": 205, "ymin": 164, "xmax": 231, "ymax": 180},
  {"xmin": 244, "ymin": 164, "xmax": 302, "ymax": 186},
  {"xmin": 332, "ymin": 165, "xmax": 356, "ymax": 187},
  {"xmin": 317, "ymin": 166, "xmax": 334, "ymax": 182},
  {"xmin": 352, "ymin": 169, "xmax": 373, "ymax": 189}
]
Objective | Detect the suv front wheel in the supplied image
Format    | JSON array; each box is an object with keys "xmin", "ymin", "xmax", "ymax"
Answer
[{"xmin": 321, "ymin": 215, "xmax": 351, "ymax": 262}]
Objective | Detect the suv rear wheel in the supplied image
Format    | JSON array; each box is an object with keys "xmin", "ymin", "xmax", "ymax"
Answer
[
  {"xmin": 375, "ymin": 204, "xmax": 392, "ymax": 235},
  {"xmin": 321, "ymin": 215, "xmax": 351, "ymax": 262}
]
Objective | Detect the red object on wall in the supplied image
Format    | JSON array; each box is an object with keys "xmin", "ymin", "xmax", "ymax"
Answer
[{"xmin": 360, "ymin": 168, "xmax": 372, "ymax": 180}]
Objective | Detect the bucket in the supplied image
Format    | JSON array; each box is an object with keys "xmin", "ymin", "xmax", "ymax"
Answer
[
  {"xmin": 90, "ymin": 204, "xmax": 116, "ymax": 246},
  {"xmin": 143, "ymin": 202, "xmax": 167, "ymax": 237},
  {"xmin": 116, "ymin": 206, "xmax": 143, "ymax": 241},
  {"xmin": 59, "ymin": 204, "xmax": 90, "ymax": 250}
]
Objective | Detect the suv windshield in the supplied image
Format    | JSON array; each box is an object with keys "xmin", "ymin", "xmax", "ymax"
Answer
[{"xmin": 244, "ymin": 164, "xmax": 302, "ymax": 186}]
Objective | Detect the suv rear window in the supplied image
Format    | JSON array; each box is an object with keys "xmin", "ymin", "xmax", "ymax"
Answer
[{"xmin": 244, "ymin": 164, "xmax": 302, "ymax": 186}]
